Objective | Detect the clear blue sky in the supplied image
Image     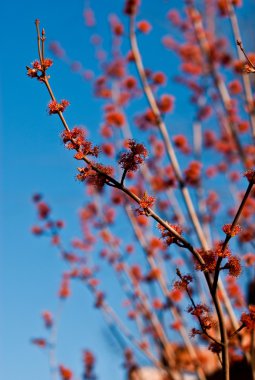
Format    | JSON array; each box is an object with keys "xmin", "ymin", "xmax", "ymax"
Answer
[{"xmin": 1, "ymin": 1, "xmax": 255, "ymax": 380}]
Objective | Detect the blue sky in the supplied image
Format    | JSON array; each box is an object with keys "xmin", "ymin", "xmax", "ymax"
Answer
[{"xmin": 2, "ymin": 1, "xmax": 255, "ymax": 380}]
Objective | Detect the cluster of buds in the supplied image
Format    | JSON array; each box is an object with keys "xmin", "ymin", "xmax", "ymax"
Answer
[
  {"xmin": 136, "ymin": 192, "xmax": 155, "ymax": 215},
  {"xmin": 61, "ymin": 127, "xmax": 100, "ymax": 158},
  {"xmin": 157, "ymin": 222, "xmax": 183, "ymax": 246},
  {"xmin": 48, "ymin": 100, "xmax": 70, "ymax": 115},
  {"xmin": 76, "ymin": 163, "xmax": 114, "ymax": 190},
  {"xmin": 119, "ymin": 139, "xmax": 148, "ymax": 172},
  {"xmin": 26, "ymin": 58, "xmax": 53, "ymax": 80}
]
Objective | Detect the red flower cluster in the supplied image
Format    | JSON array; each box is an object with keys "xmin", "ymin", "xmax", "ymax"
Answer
[
  {"xmin": 83, "ymin": 350, "xmax": 96, "ymax": 379},
  {"xmin": 217, "ymin": 0, "xmax": 242, "ymax": 16},
  {"xmin": 174, "ymin": 274, "xmax": 193, "ymax": 290},
  {"xmin": 137, "ymin": 20, "xmax": 152, "ymax": 34},
  {"xmin": 240, "ymin": 305, "xmax": 255, "ymax": 331},
  {"xmin": 37, "ymin": 202, "xmax": 50, "ymax": 219},
  {"xmin": 59, "ymin": 365, "xmax": 73, "ymax": 380},
  {"xmin": 48, "ymin": 100, "xmax": 70, "ymax": 114},
  {"xmin": 61, "ymin": 127, "xmax": 100, "ymax": 157},
  {"xmin": 42, "ymin": 311, "xmax": 53, "ymax": 328},
  {"xmin": 158, "ymin": 222, "xmax": 183, "ymax": 245},
  {"xmin": 222, "ymin": 223, "xmax": 241, "ymax": 237},
  {"xmin": 105, "ymin": 110, "xmax": 126, "ymax": 127},
  {"xmin": 184, "ymin": 161, "xmax": 202, "ymax": 186},
  {"xmin": 31, "ymin": 338, "xmax": 47, "ymax": 348},
  {"xmin": 194, "ymin": 249, "xmax": 217, "ymax": 273},
  {"xmin": 58, "ymin": 275, "xmax": 71, "ymax": 299},
  {"xmin": 157, "ymin": 94, "xmax": 174, "ymax": 113},
  {"xmin": 27, "ymin": 58, "xmax": 53, "ymax": 79},
  {"xmin": 119, "ymin": 139, "xmax": 148, "ymax": 172},
  {"xmin": 136, "ymin": 192, "xmax": 155, "ymax": 215},
  {"xmin": 76, "ymin": 163, "xmax": 114, "ymax": 190},
  {"xmin": 187, "ymin": 304, "xmax": 214, "ymax": 331},
  {"xmin": 224, "ymin": 256, "xmax": 242, "ymax": 277}
]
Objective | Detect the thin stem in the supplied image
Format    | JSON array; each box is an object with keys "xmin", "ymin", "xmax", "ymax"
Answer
[{"xmin": 213, "ymin": 179, "xmax": 254, "ymax": 295}]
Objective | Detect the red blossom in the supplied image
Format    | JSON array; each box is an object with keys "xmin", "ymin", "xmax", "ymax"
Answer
[
  {"xmin": 240, "ymin": 305, "xmax": 255, "ymax": 331},
  {"xmin": 59, "ymin": 365, "xmax": 73, "ymax": 380},
  {"xmin": 158, "ymin": 222, "xmax": 183, "ymax": 245},
  {"xmin": 137, "ymin": 20, "xmax": 152, "ymax": 33},
  {"xmin": 31, "ymin": 225, "xmax": 43, "ymax": 235},
  {"xmin": 184, "ymin": 161, "xmax": 202, "ymax": 186},
  {"xmin": 119, "ymin": 139, "xmax": 148, "ymax": 172},
  {"xmin": 37, "ymin": 202, "xmax": 50, "ymax": 219},
  {"xmin": 152, "ymin": 72, "xmax": 166, "ymax": 85},
  {"xmin": 214, "ymin": 241, "xmax": 231, "ymax": 258},
  {"xmin": 42, "ymin": 311, "xmax": 53, "ymax": 328},
  {"xmin": 84, "ymin": 8, "xmax": 95, "ymax": 27},
  {"xmin": 222, "ymin": 223, "xmax": 241, "ymax": 237},
  {"xmin": 228, "ymin": 80, "xmax": 242, "ymax": 95},
  {"xmin": 58, "ymin": 277, "xmax": 71, "ymax": 299},
  {"xmin": 174, "ymin": 274, "xmax": 193, "ymax": 290},
  {"xmin": 157, "ymin": 94, "xmax": 174, "ymax": 113},
  {"xmin": 136, "ymin": 192, "xmax": 155, "ymax": 214},
  {"xmin": 106, "ymin": 111, "xmax": 126, "ymax": 127},
  {"xmin": 224, "ymin": 256, "xmax": 242, "ymax": 277},
  {"xmin": 76, "ymin": 164, "xmax": 114, "ymax": 190},
  {"xmin": 194, "ymin": 249, "xmax": 217, "ymax": 273},
  {"xmin": 48, "ymin": 100, "xmax": 70, "ymax": 114},
  {"xmin": 31, "ymin": 338, "xmax": 47, "ymax": 348}
]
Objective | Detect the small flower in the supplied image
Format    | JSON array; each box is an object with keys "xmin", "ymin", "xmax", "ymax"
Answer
[
  {"xmin": 174, "ymin": 274, "xmax": 193, "ymax": 290},
  {"xmin": 184, "ymin": 161, "xmax": 202, "ymax": 186},
  {"xmin": 76, "ymin": 164, "xmax": 114, "ymax": 190},
  {"xmin": 48, "ymin": 100, "xmax": 70, "ymax": 114},
  {"xmin": 136, "ymin": 192, "xmax": 155, "ymax": 215},
  {"xmin": 240, "ymin": 305, "xmax": 255, "ymax": 331},
  {"xmin": 158, "ymin": 222, "xmax": 183, "ymax": 245},
  {"xmin": 157, "ymin": 94, "xmax": 174, "ymax": 113},
  {"xmin": 222, "ymin": 223, "xmax": 241, "ymax": 237},
  {"xmin": 106, "ymin": 111, "xmax": 126, "ymax": 127},
  {"xmin": 31, "ymin": 338, "xmax": 47, "ymax": 348},
  {"xmin": 224, "ymin": 256, "xmax": 242, "ymax": 277},
  {"xmin": 42, "ymin": 311, "xmax": 53, "ymax": 328},
  {"xmin": 42, "ymin": 58, "xmax": 53, "ymax": 70},
  {"xmin": 58, "ymin": 277, "xmax": 71, "ymax": 299},
  {"xmin": 194, "ymin": 249, "xmax": 217, "ymax": 272},
  {"xmin": 152, "ymin": 72, "xmax": 166, "ymax": 85},
  {"xmin": 37, "ymin": 202, "xmax": 50, "ymax": 219},
  {"xmin": 119, "ymin": 139, "xmax": 148, "ymax": 172},
  {"xmin": 144, "ymin": 268, "xmax": 161, "ymax": 282},
  {"xmin": 31, "ymin": 225, "xmax": 44, "ymax": 235},
  {"xmin": 214, "ymin": 241, "xmax": 231, "ymax": 258},
  {"xmin": 59, "ymin": 365, "xmax": 73, "ymax": 380},
  {"xmin": 137, "ymin": 20, "xmax": 152, "ymax": 33}
]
